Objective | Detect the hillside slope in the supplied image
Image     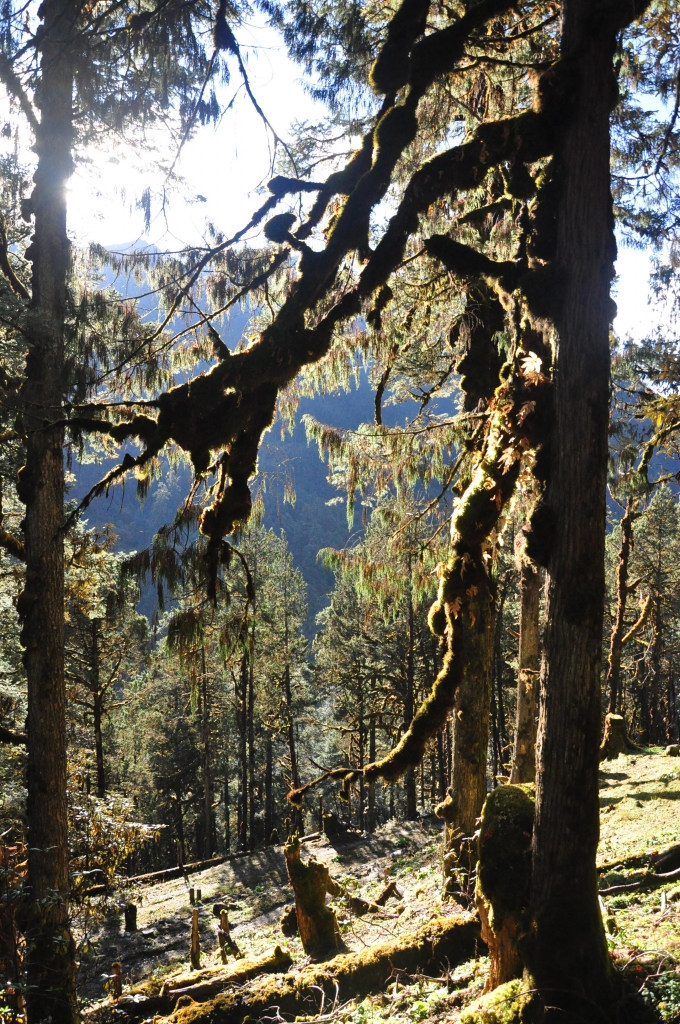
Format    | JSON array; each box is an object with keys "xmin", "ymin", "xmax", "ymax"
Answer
[{"xmin": 80, "ymin": 751, "xmax": 680, "ymax": 1022}]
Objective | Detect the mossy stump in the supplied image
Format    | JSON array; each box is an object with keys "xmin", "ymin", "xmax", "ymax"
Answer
[
  {"xmin": 283, "ymin": 833, "xmax": 345, "ymax": 959},
  {"xmin": 599, "ymin": 714, "xmax": 640, "ymax": 761},
  {"xmin": 460, "ymin": 978, "xmax": 543, "ymax": 1024},
  {"xmin": 476, "ymin": 785, "xmax": 535, "ymax": 991}
]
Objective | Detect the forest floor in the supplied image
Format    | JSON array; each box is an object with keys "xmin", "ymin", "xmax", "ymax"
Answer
[{"xmin": 80, "ymin": 750, "xmax": 680, "ymax": 1022}]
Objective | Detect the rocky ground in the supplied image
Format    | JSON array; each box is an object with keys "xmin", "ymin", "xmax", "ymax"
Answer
[{"xmin": 79, "ymin": 750, "xmax": 680, "ymax": 1023}]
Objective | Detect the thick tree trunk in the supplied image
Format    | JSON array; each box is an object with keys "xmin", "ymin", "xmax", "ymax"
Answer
[
  {"xmin": 606, "ymin": 498, "xmax": 637, "ymax": 714},
  {"xmin": 528, "ymin": 2, "xmax": 622, "ymax": 1013},
  {"xmin": 510, "ymin": 560, "xmax": 540, "ymax": 784},
  {"xmin": 19, "ymin": 2, "xmax": 78, "ymax": 1018}
]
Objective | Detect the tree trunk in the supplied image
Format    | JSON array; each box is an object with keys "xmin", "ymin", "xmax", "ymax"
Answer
[
  {"xmin": 510, "ymin": 560, "xmax": 540, "ymax": 784},
  {"xmin": 223, "ymin": 725, "xmax": 231, "ymax": 854},
  {"xmin": 527, "ymin": 3, "xmax": 622, "ymax": 1013},
  {"xmin": 367, "ymin": 712, "xmax": 376, "ymax": 833},
  {"xmin": 437, "ymin": 727, "xmax": 447, "ymax": 802},
  {"xmin": 201, "ymin": 648, "xmax": 212, "ymax": 859},
  {"xmin": 91, "ymin": 619, "xmax": 106, "ymax": 797},
  {"xmin": 606, "ymin": 498, "xmax": 637, "ymax": 714},
  {"xmin": 404, "ymin": 557, "xmax": 418, "ymax": 820},
  {"xmin": 284, "ymin": 662, "xmax": 301, "ymax": 831},
  {"xmin": 358, "ymin": 691, "xmax": 365, "ymax": 832},
  {"xmin": 493, "ymin": 588, "xmax": 507, "ymax": 757},
  {"xmin": 651, "ymin": 582, "xmax": 663, "ymax": 743},
  {"xmin": 265, "ymin": 731, "xmax": 273, "ymax": 842},
  {"xmin": 238, "ymin": 652, "xmax": 248, "ymax": 851},
  {"xmin": 19, "ymin": 1, "xmax": 78, "ymax": 1017},
  {"xmin": 449, "ymin": 594, "xmax": 495, "ymax": 845},
  {"xmin": 175, "ymin": 795, "xmax": 186, "ymax": 867},
  {"xmin": 248, "ymin": 635, "xmax": 255, "ymax": 849}
]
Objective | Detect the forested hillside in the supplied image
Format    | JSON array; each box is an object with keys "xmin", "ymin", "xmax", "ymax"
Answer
[{"xmin": 3, "ymin": 1, "xmax": 680, "ymax": 1023}]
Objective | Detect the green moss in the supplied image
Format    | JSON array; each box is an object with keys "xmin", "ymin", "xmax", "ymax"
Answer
[
  {"xmin": 460, "ymin": 978, "xmax": 542, "ymax": 1024},
  {"xmin": 171, "ymin": 915, "xmax": 480, "ymax": 1024},
  {"xmin": 478, "ymin": 785, "xmax": 535, "ymax": 928}
]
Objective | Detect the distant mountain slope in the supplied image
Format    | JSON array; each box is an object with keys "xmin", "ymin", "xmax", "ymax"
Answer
[{"xmin": 72, "ymin": 379, "xmax": 375, "ymax": 633}]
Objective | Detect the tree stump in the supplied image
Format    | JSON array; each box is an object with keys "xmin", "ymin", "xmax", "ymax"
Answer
[
  {"xmin": 283, "ymin": 834, "xmax": 345, "ymax": 959},
  {"xmin": 599, "ymin": 713, "xmax": 640, "ymax": 760},
  {"xmin": 190, "ymin": 908, "xmax": 200, "ymax": 970},
  {"xmin": 476, "ymin": 784, "xmax": 535, "ymax": 992},
  {"xmin": 280, "ymin": 904, "xmax": 298, "ymax": 937},
  {"xmin": 111, "ymin": 961, "xmax": 123, "ymax": 999},
  {"xmin": 218, "ymin": 908, "xmax": 241, "ymax": 962},
  {"xmin": 124, "ymin": 903, "xmax": 137, "ymax": 932}
]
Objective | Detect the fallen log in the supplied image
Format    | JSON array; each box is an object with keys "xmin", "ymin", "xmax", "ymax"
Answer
[
  {"xmin": 598, "ymin": 840, "xmax": 680, "ymax": 875},
  {"xmin": 599, "ymin": 865, "xmax": 680, "ymax": 897},
  {"xmin": 116, "ymin": 946, "xmax": 294, "ymax": 1016},
  {"xmin": 168, "ymin": 913, "xmax": 480, "ymax": 1024}
]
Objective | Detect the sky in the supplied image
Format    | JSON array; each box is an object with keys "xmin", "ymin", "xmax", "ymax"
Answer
[{"xmin": 68, "ymin": 19, "xmax": 325, "ymax": 251}]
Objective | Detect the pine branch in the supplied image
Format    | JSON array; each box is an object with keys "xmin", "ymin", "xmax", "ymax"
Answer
[
  {"xmin": 0, "ymin": 52, "xmax": 39, "ymax": 133},
  {"xmin": 0, "ymin": 216, "xmax": 29, "ymax": 300},
  {"xmin": 0, "ymin": 528, "xmax": 25, "ymax": 561}
]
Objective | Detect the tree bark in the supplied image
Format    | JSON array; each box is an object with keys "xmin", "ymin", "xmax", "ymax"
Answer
[
  {"xmin": 367, "ymin": 712, "xmax": 376, "ymax": 833},
  {"xmin": 19, "ymin": 1, "xmax": 78, "ymax": 1017},
  {"xmin": 449, "ymin": 594, "xmax": 495, "ymax": 844},
  {"xmin": 247, "ymin": 635, "xmax": 255, "ymax": 849},
  {"xmin": 528, "ymin": 2, "xmax": 623, "ymax": 1013},
  {"xmin": 201, "ymin": 647, "xmax": 212, "ymax": 859},
  {"xmin": 265, "ymin": 731, "xmax": 273, "ymax": 842},
  {"xmin": 510, "ymin": 560, "xmax": 540, "ymax": 784},
  {"xmin": 404, "ymin": 556, "xmax": 418, "ymax": 820},
  {"xmin": 235, "ymin": 652, "xmax": 248, "ymax": 850},
  {"xmin": 284, "ymin": 662, "xmax": 301, "ymax": 831},
  {"xmin": 223, "ymin": 725, "xmax": 231, "ymax": 853},
  {"xmin": 605, "ymin": 498, "xmax": 637, "ymax": 714},
  {"xmin": 90, "ymin": 619, "xmax": 106, "ymax": 796},
  {"xmin": 358, "ymin": 688, "xmax": 365, "ymax": 831}
]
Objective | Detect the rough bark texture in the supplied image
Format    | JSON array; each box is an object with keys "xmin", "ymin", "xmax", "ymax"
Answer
[
  {"xmin": 448, "ymin": 593, "xmax": 495, "ymax": 844},
  {"xmin": 510, "ymin": 558, "xmax": 540, "ymax": 784},
  {"xmin": 19, "ymin": 1, "xmax": 78, "ymax": 1018},
  {"xmin": 527, "ymin": 1, "xmax": 623, "ymax": 1014}
]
